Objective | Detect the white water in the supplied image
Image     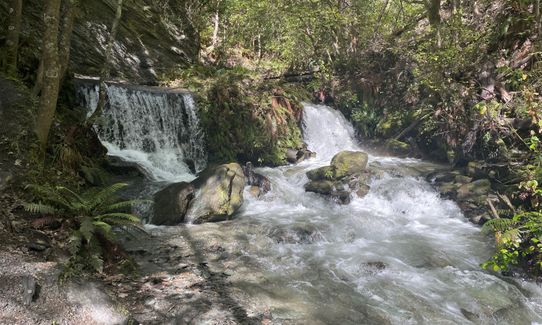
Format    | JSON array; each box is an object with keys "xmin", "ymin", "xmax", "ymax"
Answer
[
  {"xmin": 76, "ymin": 81, "xmax": 206, "ymax": 182},
  {"xmin": 224, "ymin": 103, "xmax": 542, "ymax": 323}
]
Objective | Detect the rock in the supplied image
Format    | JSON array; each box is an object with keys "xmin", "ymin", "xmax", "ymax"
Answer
[
  {"xmin": 304, "ymin": 151, "xmax": 371, "ymax": 204},
  {"xmin": 249, "ymin": 186, "xmax": 261, "ymax": 198},
  {"xmin": 243, "ymin": 162, "xmax": 271, "ymax": 197},
  {"xmin": 331, "ymin": 191, "xmax": 351, "ymax": 204},
  {"xmin": 22, "ymin": 276, "xmax": 38, "ymax": 305},
  {"xmin": 356, "ymin": 184, "xmax": 371, "ymax": 198},
  {"xmin": 0, "ymin": 170, "xmax": 13, "ymax": 192},
  {"xmin": 457, "ymin": 179, "xmax": 491, "ymax": 201},
  {"xmin": 153, "ymin": 182, "xmax": 195, "ymax": 225},
  {"xmin": 286, "ymin": 148, "xmax": 299, "ymax": 164},
  {"xmin": 330, "ymin": 151, "xmax": 368, "ymax": 178},
  {"xmin": 426, "ymin": 171, "xmax": 458, "ymax": 183},
  {"xmin": 455, "ymin": 175, "xmax": 473, "ymax": 184},
  {"xmin": 436, "ymin": 182, "xmax": 459, "ymax": 197},
  {"xmin": 189, "ymin": 163, "xmax": 246, "ymax": 224},
  {"xmin": 304, "ymin": 180, "xmax": 334, "ymax": 195},
  {"xmin": 385, "ymin": 139, "xmax": 411, "ymax": 156},
  {"xmin": 306, "ymin": 166, "xmax": 335, "ymax": 181}
]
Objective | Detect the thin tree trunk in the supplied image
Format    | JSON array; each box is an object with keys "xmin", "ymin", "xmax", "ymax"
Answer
[
  {"xmin": 373, "ymin": 0, "xmax": 390, "ymax": 38},
  {"xmin": 35, "ymin": 0, "xmax": 62, "ymax": 155},
  {"xmin": 425, "ymin": 0, "xmax": 441, "ymax": 48},
  {"xmin": 535, "ymin": 0, "xmax": 541, "ymax": 40},
  {"xmin": 58, "ymin": 0, "xmax": 78, "ymax": 85},
  {"xmin": 212, "ymin": 9, "xmax": 220, "ymax": 47},
  {"xmin": 88, "ymin": 0, "xmax": 123, "ymax": 124},
  {"xmin": 5, "ymin": 0, "xmax": 23, "ymax": 75}
]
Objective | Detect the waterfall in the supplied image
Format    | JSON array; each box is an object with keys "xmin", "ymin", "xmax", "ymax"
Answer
[
  {"xmin": 75, "ymin": 79, "xmax": 207, "ymax": 182},
  {"xmin": 302, "ymin": 102, "xmax": 361, "ymax": 162}
]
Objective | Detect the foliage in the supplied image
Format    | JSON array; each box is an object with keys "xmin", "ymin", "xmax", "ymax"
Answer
[
  {"xmin": 23, "ymin": 183, "xmax": 147, "ymax": 274},
  {"xmin": 482, "ymin": 212, "xmax": 542, "ymax": 273}
]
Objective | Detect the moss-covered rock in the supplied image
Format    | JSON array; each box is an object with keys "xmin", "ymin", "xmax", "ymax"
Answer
[
  {"xmin": 189, "ymin": 163, "xmax": 246, "ymax": 224},
  {"xmin": 304, "ymin": 151, "xmax": 371, "ymax": 204},
  {"xmin": 330, "ymin": 151, "xmax": 369, "ymax": 178},
  {"xmin": 152, "ymin": 182, "xmax": 195, "ymax": 225}
]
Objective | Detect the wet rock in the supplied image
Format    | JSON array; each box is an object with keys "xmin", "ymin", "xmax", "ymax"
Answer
[
  {"xmin": 426, "ymin": 171, "xmax": 459, "ymax": 183},
  {"xmin": 189, "ymin": 163, "xmax": 246, "ymax": 224},
  {"xmin": 457, "ymin": 179, "xmax": 491, "ymax": 201},
  {"xmin": 153, "ymin": 182, "xmax": 195, "ymax": 225},
  {"xmin": 330, "ymin": 151, "xmax": 369, "ymax": 178},
  {"xmin": 305, "ymin": 151, "xmax": 370, "ymax": 204},
  {"xmin": 269, "ymin": 224, "xmax": 323, "ymax": 244},
  {"xmin": 363, "ymin": 261, "xmax": 386, "ymax": 275},
  {"xmin": 152, "ymin": 163, "xmax": 246, "ymax": 225},
  {"xmin": 455, "ymin": 175, "xmax": 473, "ymax": 184},
  {"xmin": 286, "ymin": 144, "xmax": 316, "ymax": 164},
  {"xmin": 385, "ymin": 139, "xmax": 411, "ymax": 156},
  {"xmin": 304, "ymin": 180, "xmax": 334, "ymax": 195},
  {"xmin": 243, "ymin": 162, "xmax": 271, "ymax": 197},
  {"xmin": 356, "ymin": 184, "xmax": 371, "ymax": 198}
]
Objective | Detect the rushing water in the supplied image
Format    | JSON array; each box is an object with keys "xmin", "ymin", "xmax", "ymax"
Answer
[
  {"xmin": 224, "ymin": 103, "xmax": 542, "ymax": 324},
  {"xmin": 83, "ymin": 85, "xmax": 542, "ymax": 323},
  {"xmin": 76, "ymin": 79, "xmax": 206, "ymax": 182}
]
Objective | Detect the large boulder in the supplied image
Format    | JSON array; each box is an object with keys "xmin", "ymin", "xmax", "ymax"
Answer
[
  {"xmin": 152, "ymin": 182, "xmax": 194, "ymax": 225},
  {"xmin": 152, "ymin": 163, "xmax": 246, "ymax": 225},
  {"xmin": 187, "ymin": 163, "xmax": 246, "ymax": 224},
  {"xmin": 330, "ymin": 151, "xmax": 369, "ymax": 178},
  {"xmin": 305, "ymin": 151, "xmax": 371, "ymax": 204}
]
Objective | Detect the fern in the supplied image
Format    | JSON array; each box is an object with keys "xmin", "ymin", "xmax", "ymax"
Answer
[
  {"xmin": 482, "ymin": 218, "xmax": 518, "ymax": 234},
  {"xmin": 24, "ymin": 182, "xmax": 148, "ymax": 275},
  {"xmin": 23, "ymin": 202, "xmax": 58, "ymax": 215}
]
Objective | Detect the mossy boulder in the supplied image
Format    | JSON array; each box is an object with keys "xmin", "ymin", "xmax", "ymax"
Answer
[
  {"xmin": 152, "ymin": 163, "xmax": 246, "ymax": 225},
  {"xmin": 188, "ymin": 163, "xmax": 246, "ymax": 224},
  {"xmin": 330, "ymin": 151, "xmax": 369, "ymax": 178},
  {"xmin": 305, "ymin": 151, "xmax": 371, "ymax": 204}
]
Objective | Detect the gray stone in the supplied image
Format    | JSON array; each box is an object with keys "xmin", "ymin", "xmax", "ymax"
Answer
[{"xmin": 153, "ymin": 182, "xmax": 194, "ymax": 225}]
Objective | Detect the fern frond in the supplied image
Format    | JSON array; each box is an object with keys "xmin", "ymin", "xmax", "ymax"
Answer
[
  {"xmin": 26, "ymin": 184, "xmax": 72, "ymax": 211},
  {"xmin": 482, "ymin": 218, "xmax": 518, "ymax": 234},
  {"xmin": 95, "ymin": 213, "xmax": 140, "ymax": 224},
  {"xmin": 92, "ymin": 221, "xmax": 113, "ymax": 238},
  {"xmin": 79, "ymin": 217, "xmax": 95, "ymax": 243},
  {"xmin": 111, "ymin": 222, "xmax": 148, "ymax": 239},
  {"xmin": 86, "ymin": 238, "xmax": 104, "ymax": 273},
  {"xmin": 100, "ymin": 199, "xmax": 152, "ymax": 213},
  {"xmin": 55, "ymin": 186, "xmax": 85, "ymax": 206},
  {"xmin": 87, "ymin": 183, "xmax": 129, "ymax": 211},
  {"xmin": 68, "ymin": 230, "xmax": 83, "ymax": 255},
  {"xmin": 23, "ymin": 202, "xmax": 58, "ymax": 215},
  {"xmin": 499, "ymin": 228, "xmax": 522, "ymax": 245}
]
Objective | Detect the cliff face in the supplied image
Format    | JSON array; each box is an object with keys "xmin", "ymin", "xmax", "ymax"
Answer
[{"xmin": 0, "ymin": 0, "xmax": 200, "ymax": 83}]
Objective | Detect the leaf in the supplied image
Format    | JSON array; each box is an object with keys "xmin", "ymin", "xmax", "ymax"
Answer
[
  {"xmin": 79, "ymin": 217, "xmax": 95, "ymax": 243},
  {"xmin": 95, "ymin": 213, "xmax": 140, "ymax": 224},
  {"xmin": 23, "ymin": 202, "xmax": 58, "ymax": 215}
]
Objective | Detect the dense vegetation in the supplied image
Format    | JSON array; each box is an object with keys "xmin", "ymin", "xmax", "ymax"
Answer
[{"xmin": 2, "ymin": 0, "xmax": 542, "ymax": 277}]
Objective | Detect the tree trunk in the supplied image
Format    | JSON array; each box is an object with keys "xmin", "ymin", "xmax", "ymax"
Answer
[
  {"xmin": 5, "ymin": 0, "xmax": 23, "ymax": 75},
  {"xmin": 425, "ymin": 0, "xmax": 441, "ymax": 48},
  {"xmin": 373, "ymin": 0, "xmax": 390, "ymax": 38},
  {"xmin": 58, "ymin": 0, "xmax": 78, "ymax": 85},
  {"xmin": 212, "ymin": 9, "xmax": 220, "ymax": 47},
  {"xmin": 35, "ymin": 0, "xmax": 62, "ymax": 155},
  {"xmin": 536, "ymin": 0, "xmax": 541, "ymax": 40},
  {"xmin": 88, "ymin": 0, "xmax": 123, "ymax": 124}
]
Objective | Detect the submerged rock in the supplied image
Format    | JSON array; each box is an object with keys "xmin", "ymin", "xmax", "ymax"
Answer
[{"xmin": 286, "ymin": 143, "xmax": 316, "ymax": 164}]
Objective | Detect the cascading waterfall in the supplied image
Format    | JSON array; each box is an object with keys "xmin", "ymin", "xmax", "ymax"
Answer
[
  {"xmin": 75, "ymin": 79, "xmax": 206, "ymax": 182},
  {"xmin": 223, "ymin": 102, "xmax": 542, "ymax": 323}
]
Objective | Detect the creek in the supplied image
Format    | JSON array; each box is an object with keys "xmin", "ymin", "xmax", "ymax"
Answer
[{"xmin": 77, "ymin": 83, "xmax": 542, "ymax": 324}]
